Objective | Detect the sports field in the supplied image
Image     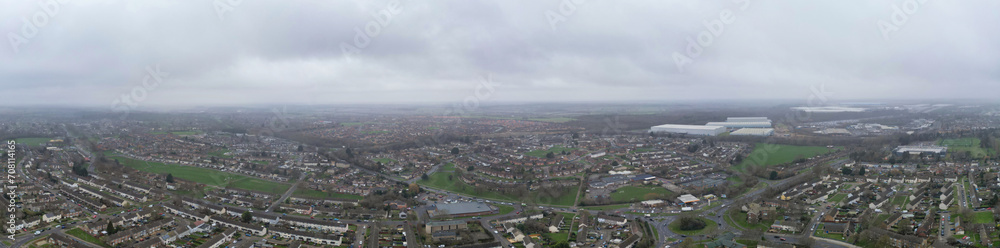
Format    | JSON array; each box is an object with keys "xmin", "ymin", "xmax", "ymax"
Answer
[
  {"xmin": 109, "ymin": 155, "xmax": 290, "ymax": 194},
  {"xmin": 736, "ymin": 143, "xmax": 837, "ymax": 171},
  {"xmin": 939, "ymin": 138, "xmax": 995, "ymax": 158},
  {"xmin": 14, "ymin": 137, "xmax": 52, "ymax": 147},
  {"xmin": 610, "ymin": 185, "xmax": 673, "ymax": 203}
]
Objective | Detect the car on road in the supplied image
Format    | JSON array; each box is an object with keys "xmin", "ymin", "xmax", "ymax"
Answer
[{"xmin": 780, "ymin": 238, "xmax": 786, "ymax": 241}]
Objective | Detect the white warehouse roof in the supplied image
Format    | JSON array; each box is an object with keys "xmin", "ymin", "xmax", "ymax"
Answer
[
  {"xmin": 651, "ymin": 124, "xmax": 726, "ymax": 130},
  {"xmin": 730, "ymin": 128, "xmax": 774, "ymax": 136}
]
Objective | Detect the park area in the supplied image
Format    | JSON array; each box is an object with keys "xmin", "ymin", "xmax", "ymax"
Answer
[
  {"xmin": 736, "ymin": 143, "xmax": 838, "ymax": 171},
  {"xmin": 609, "ymin": 185, "xmax": 674, "ymax": 203},
  {"xmin": 939, "ymin": 138, "xmax": 996, "ymax": 159},
  {"xmin": 14, "ymin": 137, "xmax": 53, "ymax": 147},
  {"xmin": 108, "ymin": 153, "xmax": 290, "ymax": 194},
  {"xmin": 418, "ymin": 163, "xmax": 578, "ymax": 206}
]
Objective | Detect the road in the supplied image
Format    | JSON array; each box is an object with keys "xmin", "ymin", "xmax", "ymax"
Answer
[{"xmin": 266, "ymin": 172, "xmax": 309, "ymax": 212}]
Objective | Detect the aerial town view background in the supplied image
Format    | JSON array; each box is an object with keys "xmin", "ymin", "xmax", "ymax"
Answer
[
  {"xmin": 2, "ymin": 1, "xmax": 999, "ymax": 248},
  {"xmin": 3, "ymin": 103, "xmax": 1000, "ymax": 248}
]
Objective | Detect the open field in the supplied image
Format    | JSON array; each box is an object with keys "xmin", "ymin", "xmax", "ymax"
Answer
[
  {"xmin": 109, "ymin": 154, "xmax": 290, "ymax": 194},
  {"xmin": 736, "ymin": 143, "xmax": 838, "ymax": 171},
  {"xmin": 418, "ymin": 163, "xmax": 578, "ymax": 206},
  {"xmin": 610, "ymin": 185, "xmax": 673, "ymax": 203},
  {"xmin": 972, "ymin": 211, "xmax": 995, "ymax": 224},
  {"xmin": 939, "ymin": 138, "xmax": 995, "ymax": 158},
  {"xmin": 207, "ymin": 148, "xmax": 233, "ymax": 158},
  {"xmin": 829, "ymin": 193, "xmax": 847, "ymax": 203},
  {"xmin": 292, "ymin": 188, "xmax": 363, "ymax": 200},
  {"xmin": 14, "ymin": 137, "xmax": 52, "ymax": 147},
  {"xmin": 524, "ymin": 145, "xmax": 577, "ymax": 158}
]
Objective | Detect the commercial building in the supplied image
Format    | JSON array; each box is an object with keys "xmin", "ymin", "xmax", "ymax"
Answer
[
  {"xmin": 730, "ymin": 128, "xmax": 774, "ymax": 136},
  {"xmin": 677, "ymin": 194, "xmax": 700, "ymax": 204},
  {"xmin": 705, "ymin": 121, "xmax": 772, "ymax": 128},
  {"xmin": 893, "ymin": 146, "xmax": 947, "ymax": 157},
  {"xmin": 649, "ymin": 124, "xmax": 725, "ymax": 136},
  {"xmin": 429, "ymin": 202, "xmax": 495, "ymax": 217},
  {"xmin": 726, "ymin": 117, "xmax": 769, "ymax": 122},
  {"xmin": 425, "ymin": 220, "xmax": 469, "ymax": 233}
]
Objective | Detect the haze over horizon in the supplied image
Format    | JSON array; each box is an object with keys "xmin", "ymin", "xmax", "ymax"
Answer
[{"xmin": 3, "ymin": 0, "xmax": 999, "ymax": 107}]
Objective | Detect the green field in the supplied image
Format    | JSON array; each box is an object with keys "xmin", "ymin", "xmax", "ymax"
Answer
[
  {"xmin": 66, "ymin": 228, "xmax": 111, "ymax": 247},
  {"xmin": 610, "ymin": 185, "xmax": 673, "ymax": 203},
  {"xmin": 340, "ymin": 122, "xmax": 371, "ymax": 127},
  {"xmin": 729, "ymin": 210, "xmax": 773, "ymax": 231},
  {"xmin": 109, "ymin": 154, "xmax": 290, "ymax": 194},
  {"xmin": 418, "ymin": 163, "xmax": 578, "ymax": 206},
  {"xmin": 736, "ymin": 143, "xmax": 837, "ymax": 171},
  {"xmin": 525, "ymin": 146, "xmax": 577, "ymax": 158},
  {"xmin": 814, "ymin": 224, "xmax": 846, "ymax": 240},
  {"xmin": 207, "ymin": 149, "xmax": 233, "ymax": 158},
  {"xmin": 292, "ymin": 188, "xmax": 363, "ymax": 200},
  {"xmin": 14, "ymin": 137, "xmax": 52, "ymax": 147},
  {"xmin": 668, "ymin": 217, "xmax": 717, "ymax": 236},
  {"xmin": 829, "ymin": 193, "xmax": 847, "ymax": 203},
  {"xmin": 939, "ymin": 138, "xmax": 995, "ymax": 158},
  {"xmin": 972, "ymin": 211, "xmax": 995, "ymax": 224}
]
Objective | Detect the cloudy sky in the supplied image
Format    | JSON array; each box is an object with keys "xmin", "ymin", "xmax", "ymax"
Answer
[{"xmin": 2, "ymin": 0, "xmax": 998, "ymax": 108}]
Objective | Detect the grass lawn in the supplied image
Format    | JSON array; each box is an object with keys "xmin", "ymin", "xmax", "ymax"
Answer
[
  {"xmin": 828, "ymin": 194, "xmax": 847, "ymax": 203},
  {"xmin": 524, "ymin": 145, "xmax": 578, "ymax": 158},
  {"xmin": 207, "ymin": 148, "xmax": 233, "ymax": 158},
  {"xmin": 939, "ymin": 138, "xmax": 995, "ymax": 158},
  {"xmin": 292, "ymin": 188, "xmax": 363, "ymax": 200},
  {"xmin": 418, "ymin": 163, "xmax": 578, "ymax": 206},
  {"xmin": 340, "ymin": 122, "xmax": 371, "ymax": 126},
  {"xmin": 813, "ymin": 224, "xmax": 846, "ymax": 240},
  {"xmin": 972, "ymin": 211, "xmax": 995, "ymax": 224},
  {"xmin": 730, "ymin": 211, "xmax": 773, "ymax": 231},
  {"xmin": 66, "ymin": 228, "xmax": 111, "ymax": 247},
  {"xmin": 736, "ymin": 143, "xmax": 837, "ymax": 171},
  {"xmin": 891, "ymin": 195, "xmax": 907, "ymax": 206},
  {"xmin": 668, "ymin": 217, "xmax": 717, "ymax": 236},
  {"xmin": 14, "ymin": 137, "xmax": 52, "ymax": 147},
  {"xmin": 110, "ymin": 155, "xmax": 290, "ymax": 194},
  {"xmin": 610, "ymin": 185, "xmax": 673, "ymax": 203}
]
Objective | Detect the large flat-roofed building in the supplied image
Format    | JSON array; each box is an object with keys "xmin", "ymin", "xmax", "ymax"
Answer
[
  {"xmin": 429, "ymin": 202, "xmax": 495, "ymax": 217},
  {"xmin": 677, "ymin": 194, "xmax": 700, "ymax": 204},
  {"xmin": 649, "ymin": 124, "xmax": 725, "ymax": 136},
  {"xmin": 730, "ymin": 128, "xmax": 774, "ymax": 136},
  {"xmin": 894, "ymin": 146, "xmax": 947, "ymax": 157},
  {"xmin": 425, "ymin": 220, "xmax": 469, "ymax": 233},
  {"xmin": 706, "ymin": 121, "xmax": 772, "ymax": 128},
  {"xmin": 727, "ymin": 117, "xmax": 769, "ymax": 122}
]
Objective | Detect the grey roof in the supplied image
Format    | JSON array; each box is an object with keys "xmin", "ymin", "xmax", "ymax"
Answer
[{"xmin": 434, "ymin": 202, "xmax": 492, "ymax": 215}]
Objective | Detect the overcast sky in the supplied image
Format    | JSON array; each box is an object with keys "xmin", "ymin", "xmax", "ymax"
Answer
[{"xmin": 2, "ymin": 0, "xmax": 998, "ymax": 108}]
